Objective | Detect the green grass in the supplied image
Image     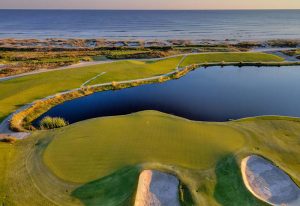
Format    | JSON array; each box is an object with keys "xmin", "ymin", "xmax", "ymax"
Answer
[
  {"xmin": 43, "ymin": 111, "xmax": 246, "ymax": 183},
  {"xmin": 2, "ymin": 111, "xmax": 300, "ymax": 205},
  {"xmin": 72, "ymin": 166, "xmax": 140, "ymax": 206},
  {"xmin": 0, "ymin": 143, "xmax": 15, "ymax": 205},
  {"xmin": 180, "ymin": 52, "xmax": 284, "ymax": 67}
]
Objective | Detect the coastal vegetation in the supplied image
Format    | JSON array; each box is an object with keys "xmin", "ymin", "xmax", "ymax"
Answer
[{"xmin": 0, "ymin": 49, "xmax": 165, "ymax": 77}]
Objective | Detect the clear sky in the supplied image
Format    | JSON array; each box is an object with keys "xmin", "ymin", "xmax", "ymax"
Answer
[{"xmin": 1, "ymin": 0, "xmax": 300, "ymax": 10}]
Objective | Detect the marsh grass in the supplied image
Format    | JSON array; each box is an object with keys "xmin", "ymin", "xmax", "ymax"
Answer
[{"xmin": 39, "ymin": 116, "xmax": 68, "ymax": 129}]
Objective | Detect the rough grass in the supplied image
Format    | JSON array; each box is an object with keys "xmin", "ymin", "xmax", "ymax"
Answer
[
  {"xmin": 1, "ymin": 111, "xmax": 300, "ymax": 205},
  {"xmin": 180, "ymin": 52, "xmax": 284, "ymax": 67}
]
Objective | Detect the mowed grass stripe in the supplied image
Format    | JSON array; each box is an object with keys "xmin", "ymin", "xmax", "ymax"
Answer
[{"xmin": 180, "ymin": 52, "xmax": 284, "ymax": 67}]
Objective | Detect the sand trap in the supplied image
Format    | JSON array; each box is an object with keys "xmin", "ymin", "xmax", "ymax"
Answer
[
  {"xmin": 134, "ymin": 170, "xmax": 181, "ymax": 206},
  {"xmin": 241, "ymin": 155, "xmax": 300, "ymax": 206}
]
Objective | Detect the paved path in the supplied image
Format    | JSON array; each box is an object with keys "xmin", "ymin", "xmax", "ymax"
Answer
[{"xmin": 80, "ymin": 72, "xmax": 106, "ymax": 87}]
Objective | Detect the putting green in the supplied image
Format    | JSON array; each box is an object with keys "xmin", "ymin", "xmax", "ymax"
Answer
[{"xmin": 43, "ymin": 111, "xmax": 246, "ymax": 183}]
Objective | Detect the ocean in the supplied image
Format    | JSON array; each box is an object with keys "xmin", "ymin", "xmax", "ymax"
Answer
[{"xmin": 0, "ymin": 10, "xmax": 300, "ymax": 40}]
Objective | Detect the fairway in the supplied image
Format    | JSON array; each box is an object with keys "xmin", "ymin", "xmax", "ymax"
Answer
[{"xmin": 0, "ymin": 56, "xmax": 182, "ymax": 121}]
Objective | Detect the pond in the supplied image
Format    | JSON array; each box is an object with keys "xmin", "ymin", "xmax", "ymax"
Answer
[{"xmin": 34, "ymin": 66, "xmax": 300, "ymax": 125}]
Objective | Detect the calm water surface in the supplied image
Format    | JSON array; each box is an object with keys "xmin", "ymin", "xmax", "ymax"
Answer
[
  {"xmin": 34, "ymin": 66, "xmax": 300, "ymax": 124},
  {"xmin": 0, "ymin": 10, "xmax": 300, "ymax": 40}
]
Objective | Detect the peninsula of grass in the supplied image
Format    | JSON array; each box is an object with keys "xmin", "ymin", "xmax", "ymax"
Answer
[
  {"xmin": 0, "ymin": 56, "xmax": 182, "ymax": 122},
  {"xmin": 1, "ymin": 111, "xmax": 300, "ymax": 205}
]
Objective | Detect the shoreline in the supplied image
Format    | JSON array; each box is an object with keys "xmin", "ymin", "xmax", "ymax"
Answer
[{"xmin": 1, "ymin": 38, "xmax": 300, "ymax": 50}]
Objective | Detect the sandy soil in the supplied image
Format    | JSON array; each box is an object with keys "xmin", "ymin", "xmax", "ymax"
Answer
[
  {"xmin": 134, "ymin": 170, "xmax": 180, "ymax": 206},
  {"xmin": 241, "ymin": 155, "xmax": 300, "ymax": 206}
]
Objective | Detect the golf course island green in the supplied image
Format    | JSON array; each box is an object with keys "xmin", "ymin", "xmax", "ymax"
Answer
[{"xmin": 1, "ymin": 51, "xmax": 300, "ymax": 206}]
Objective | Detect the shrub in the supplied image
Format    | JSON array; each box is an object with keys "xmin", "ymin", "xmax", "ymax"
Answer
[{"xmin": 39, "ymin": 116, "xmax": 69, "ymax": 129}]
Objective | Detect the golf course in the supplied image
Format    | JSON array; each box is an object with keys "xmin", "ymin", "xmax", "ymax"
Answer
[{"xmin": 1, "ymin": 51, "xmax": 300, "ymax": 206}]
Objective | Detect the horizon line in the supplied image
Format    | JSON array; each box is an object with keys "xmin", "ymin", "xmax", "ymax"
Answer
[{"xmin": 1, "ymin": 8, "xmax": 300, "ymax": 11}]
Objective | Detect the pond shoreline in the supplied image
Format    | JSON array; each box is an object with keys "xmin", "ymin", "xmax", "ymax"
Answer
[{"xmin": 4, "ymin": 60, "xmax": 300, "ymax": 135}]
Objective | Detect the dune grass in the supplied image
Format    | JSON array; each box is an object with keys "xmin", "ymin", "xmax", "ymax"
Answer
[
  {"xmin": 180, "ymin": 52, "xmax": 284, "ymax": 67},
  {"xmin": 39, "ymin": 116, "xmax": 69, "ymax": 129}
]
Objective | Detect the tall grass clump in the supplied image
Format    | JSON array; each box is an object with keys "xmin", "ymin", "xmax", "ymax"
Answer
[{"xmin": 39, "ymin": 116, "xmax": 69, "ymax": 129}]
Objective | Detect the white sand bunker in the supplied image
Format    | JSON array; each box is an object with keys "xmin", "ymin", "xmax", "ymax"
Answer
[
  {"xmin": 241, "ymin": 155, "xmax": 300, "ymax": 206},
  {"xmin": 134, "ymin": 170, "xmax": 181, "ymax": 206}
]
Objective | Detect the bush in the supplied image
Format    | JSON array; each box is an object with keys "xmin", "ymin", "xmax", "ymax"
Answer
[{"xmin": 39, "ymin": 116, "xmax": 69, "ymax": 129}]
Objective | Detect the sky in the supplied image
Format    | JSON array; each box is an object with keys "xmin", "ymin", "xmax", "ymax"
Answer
[{"xmin": 1, "ymin": 0, "xmax": 300, "ymax": 10}]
